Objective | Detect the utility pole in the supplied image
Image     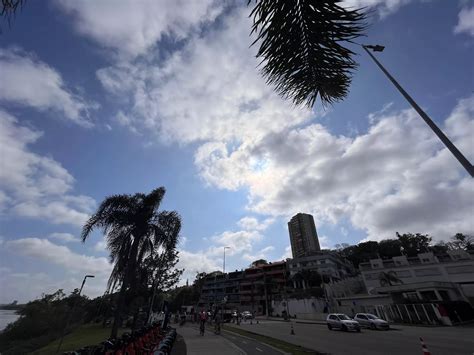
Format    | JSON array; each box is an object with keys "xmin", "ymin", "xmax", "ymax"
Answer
[
  {"xmin": 362, "ymin": 44, "xmax": 473, "ymax": 178},
  {"xmin": 223, "ymin": 246, "xmax": 231, "ymax": 273},
  {"xmin": 56, "ymin": 275, "xmax": 95, "ymax": 354}
]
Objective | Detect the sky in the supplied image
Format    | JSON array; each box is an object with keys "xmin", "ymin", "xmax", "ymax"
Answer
[{"xmin": 0, "ymin": 0, "xmax": 473, "ymax": 303}]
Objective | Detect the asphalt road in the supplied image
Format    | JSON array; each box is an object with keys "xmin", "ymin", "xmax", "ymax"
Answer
[
  {"xmin": 227, "ymin": 320, "xmax": 474, "ymax": 355},
  {"xmin": 222, "ymin": 330, "xmax": 283, "ymax": 355}
]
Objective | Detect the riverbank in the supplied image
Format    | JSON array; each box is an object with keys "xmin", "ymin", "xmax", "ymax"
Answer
[{"xmin": 0, "ymin": 310, "xmax": 20, "ymax": 332}]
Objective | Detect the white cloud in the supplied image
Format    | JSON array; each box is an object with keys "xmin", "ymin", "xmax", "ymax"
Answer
[
  {"xmin": 49, "ymin": 232, "xmax": 79, "ymax": 243},
  {"xmin": 93, "ymin": 4, "xmax": 473, "ymax": 247},
  {"xmin": 94, "ymin": 240, "xmax": 107, "ymax": 252},
  {"xmin": 211, "ymin": 230, "xmax": 263, "ymax": 256},
  {"xmin": 0, "ymin": 110, "xmax": 95, "ymax": 226},
  {"xmin": 177, "ymin": 249, "xmax": 220, "ymax": 285},
  {"xmin": 96, "ymin": 7, "xmax": 312, "ymax": 144},
  {"xmin": 343, "ymin": 0, "xmax": 414, "ymax": 18},
  {"xmin": 54, "ymin": 0, "xmax": 224, "ymax": 58},
  {"xmin": 0, "ymin": 271, "xmax": 106, "ymax": 303},
  {"xmin": 196, "ymin": 96, "xmax": 474, "ymax": 243},
  {"xmin": 5, "ymin": 238, "xmax": 111, "ymax": 277},
  {"xmin": 0, "ymin": 48, "xmax": 95, "ymax": 127},
  {"xmin": 237, "ymin": 216, "xmax": 274, "ymax": 231},
  {"xmin": 454, "ymin": 6, "xmax": 474, "ymax": 37},
  {"xmin": 281, "ymin": 245, "xmax": 292, "ymax": 260},
  {"xmin": 242, "ymin": 246, "xmax": 275, "ymax": 263}
]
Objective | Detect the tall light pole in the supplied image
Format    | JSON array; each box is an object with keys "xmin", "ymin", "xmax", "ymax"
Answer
[
  {"xmin": 361, "ymin": 44, "xmax": 474, "ymax": 178},
  {"xmin": 223, "ymin": 246, "xmax": 231, "ymax": 274},
  {"xmin": 56, "ymin": 275, "xmax": 95, "ymax": 354}
]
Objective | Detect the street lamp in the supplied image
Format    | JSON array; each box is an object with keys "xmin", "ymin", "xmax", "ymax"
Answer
[
  {"xmin": 362, "ymin": 44, "xmax": 474, "ymax": 178},
  {"xmin": 223, "ymin": 246, "xmax": 231, "ymax": 274},
  {"xmin": 56, "ymin": 275, "xmax": 95, "ymax": 354}
]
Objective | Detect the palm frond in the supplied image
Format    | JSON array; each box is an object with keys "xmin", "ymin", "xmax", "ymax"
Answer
[
  {"xmin": 249, "ymin": 0, "xmax": 367, "ymax": 106},
  {"xmin": 81, "ymin": 194, "xmax": 137, "ymax": 242}
]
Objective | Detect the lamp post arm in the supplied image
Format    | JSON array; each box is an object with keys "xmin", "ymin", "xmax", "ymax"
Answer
[{"xmin": 362, "ymin": 45, "xmax": 473, "ymax": 177}]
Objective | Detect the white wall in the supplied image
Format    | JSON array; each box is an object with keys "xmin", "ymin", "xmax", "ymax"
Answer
[{"xmin": 272, "ymin": 297, "xmax": 328, "ymax": 320}]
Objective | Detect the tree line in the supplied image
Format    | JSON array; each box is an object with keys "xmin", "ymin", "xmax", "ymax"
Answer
[{"xmin": 335, "ymin": 232, "xmax": 473, "ymax": 268}]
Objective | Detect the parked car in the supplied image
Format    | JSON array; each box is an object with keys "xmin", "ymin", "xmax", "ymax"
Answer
[
  {"xmin": 241, "ymin": 311, "xmax": 253, "ymax": 320},
  {"xmin": 354, "ymin": 313, "xmax": 389, "ymax": 330},
  {"xmin": 326, "ymin": 313, "xmax": 361, "ymax": 332}
]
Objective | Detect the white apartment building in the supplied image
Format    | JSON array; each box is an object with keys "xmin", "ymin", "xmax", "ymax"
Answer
[{"xmin": 359, "ymin": 249, "xmax": 474, "ymax": 305}]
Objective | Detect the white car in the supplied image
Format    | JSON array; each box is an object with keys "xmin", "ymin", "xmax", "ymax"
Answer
[
  {"xmin": 326, "ymin": 313, "xmax": 361, "ymax": 332},
  {"xmin": 354, "ymin": 313, "xmax": 390, "ymax": 330}
]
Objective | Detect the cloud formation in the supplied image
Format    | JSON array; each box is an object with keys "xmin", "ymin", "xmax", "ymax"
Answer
[
  {"xmin": 0, "ymin": 110, "xmax": 95, "ymax": 226},
  {"xmin": 54, "ymin": 0, "xmax": 224, "ymax": 58},
  {"xmin": 49, "ymin": 232, "xmax": 79, "ymax": 243},
  {"xmin": 0, "ymin": 48, "xmax": 95, "ymax": 127},
  {"xmin": 5, "ymin": 238, "xmax": 111, "ymax": 276},
  {"xmin": 454, "ymin": 6, "xmax": 474, "ymax": 37},
  {"xmin": 196, "ymin": 97, "xmax": 474, "ymax": 242}
]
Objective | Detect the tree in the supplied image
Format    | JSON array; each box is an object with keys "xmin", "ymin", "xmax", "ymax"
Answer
[
  {"xmin": 249, "ymin": 0, "xmax": 366, "ymax": 107},
  {"xmin": 378, "ymin": 239, "xmax": 402, "ymax": 259},
  {"xmin": 250, "ymin": 259, "xmax": 268, "ymax": 267},
  {"xmin": 81, "ymin": 187, "xmax": 181, "ymax": 338},
  {"xmin": 448, "ymin": 233, "xmax": 474, "ymax": 251},
  {"xmin": 144, "ymin": 247, "xmax": 183, "ymax": 322},
  {"xmin": 1, "ymin": 0, "xmax": 24, "ymax": 30},
  {"xmin": 430, "ymin": 242, "xmax": 449, "ymax": 255},
  {"xmin": 300, "ymin": 269, "xmax": 322, "ymax": 288},
  {"xmin": 396, "ymin": 233, "xmax": 432, "ymax": 256}
]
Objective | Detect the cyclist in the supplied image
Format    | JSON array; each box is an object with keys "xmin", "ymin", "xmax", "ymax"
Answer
[{"xmin": 199, "ymin": 309, "xmax": 207, "ymax": 335}]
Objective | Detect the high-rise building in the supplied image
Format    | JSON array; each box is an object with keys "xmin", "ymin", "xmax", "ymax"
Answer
[{"xmin": 288, "ymin": 213, "xmax": 320, "ymax": 258}]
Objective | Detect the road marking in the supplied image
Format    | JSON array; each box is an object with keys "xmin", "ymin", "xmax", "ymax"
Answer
[
  {"xmin": 256, "ymin": 347, "xmax": 263, "ymax": 352},
  {"xmin": 242, "ymin": 340, "xmax": 248, "ymax": 344}
]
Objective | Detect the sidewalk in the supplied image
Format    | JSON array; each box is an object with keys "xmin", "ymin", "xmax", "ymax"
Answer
[{"xmin": 176, "ymin": 324, "xmax": 245, "ymax": 355}]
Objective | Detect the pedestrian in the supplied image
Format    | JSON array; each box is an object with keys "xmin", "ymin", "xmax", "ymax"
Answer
[{"xmin": 199, "ymin": 309, "xmax": 207, "ymax": 335}]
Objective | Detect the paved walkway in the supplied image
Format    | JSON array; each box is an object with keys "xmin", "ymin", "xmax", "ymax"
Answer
[{"xmin": 176, "ymin": 324, "xmax": 245, "ymax": 355}]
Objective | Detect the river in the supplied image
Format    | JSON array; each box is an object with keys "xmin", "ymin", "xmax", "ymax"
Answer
[{"xmin": 0, "ymin": 309, "xmax": 20, "ymax": 331}]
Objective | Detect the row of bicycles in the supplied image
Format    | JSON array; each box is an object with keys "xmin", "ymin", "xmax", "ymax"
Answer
[{"xmin": 63, "ymin": 322, "xmax": 177, "ymax": 355}]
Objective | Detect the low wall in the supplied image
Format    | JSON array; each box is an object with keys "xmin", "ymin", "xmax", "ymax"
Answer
[{"xmin": 272, "ymin": 297, "xmax": 328, "ymax": 320}]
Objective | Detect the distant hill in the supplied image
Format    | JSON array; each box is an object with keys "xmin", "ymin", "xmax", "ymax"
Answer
[{"xmin": 0, "ymin": 302, "xmax": 25, "ymax": 311}]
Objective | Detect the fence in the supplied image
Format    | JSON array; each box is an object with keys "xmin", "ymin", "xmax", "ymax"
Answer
[{"xmin": 375, "ymin": 303, "xmax": 442, "ymax": 325}]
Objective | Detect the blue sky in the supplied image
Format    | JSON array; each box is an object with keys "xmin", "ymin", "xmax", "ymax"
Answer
[{"xmin": 0, "ymin": 0, "xmax": 473, "ymax": 303}]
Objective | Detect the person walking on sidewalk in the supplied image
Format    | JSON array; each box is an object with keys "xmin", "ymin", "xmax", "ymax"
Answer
[
  {"xmin": 199, "ymin": 309, "xmax": 208, "ymax": 336},
  {"xmin": 214, "ymin": 310, "xmax": 222, "ymax": 335}
]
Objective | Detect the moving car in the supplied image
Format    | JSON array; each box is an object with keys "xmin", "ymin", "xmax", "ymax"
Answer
[
  {"xmin": 354, "ymin": 313, "xmax": 390, "ymax": 330},
  {"xmin": 326, "ymin": 313, "xmax": 361, "ymax": 332}
]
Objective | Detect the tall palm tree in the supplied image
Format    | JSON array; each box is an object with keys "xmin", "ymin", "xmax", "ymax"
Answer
[
  {"xmin": 249, "ymin": 0, "xmax": 367, "ymax": 106},
  {"xmin": 81, "ymin": 187, "xmax": 181, "ymax": 338}
]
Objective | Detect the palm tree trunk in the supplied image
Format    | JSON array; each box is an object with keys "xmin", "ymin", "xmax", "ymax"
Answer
[
  {"xmin": 110, "ymin": 279, "xmax": 128, "ymax": 338},
  {"xmin": 110, "ymin": 237, "xmax": 140, "ymax": 338}
]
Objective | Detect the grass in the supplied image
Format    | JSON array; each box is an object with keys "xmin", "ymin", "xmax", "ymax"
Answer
[
  {"xmin": 222, "ymin": 325, "xmax": 327, "ymax": 355},
  {"xmin": 32, "ymin": 323, "xmax": 129, "ymax": 355}
]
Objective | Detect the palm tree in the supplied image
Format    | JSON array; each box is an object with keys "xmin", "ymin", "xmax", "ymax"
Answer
[
  {"xmin": 81, "ymin": 187, "xmax": 181, "ymax": 338},
  {"xmin": 378, "ymin": 271, "xmax": 403, "ymax": 287},
  {"xmin": 249, "ymin": 0, "xmax": 367, "ymax": 106}
]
